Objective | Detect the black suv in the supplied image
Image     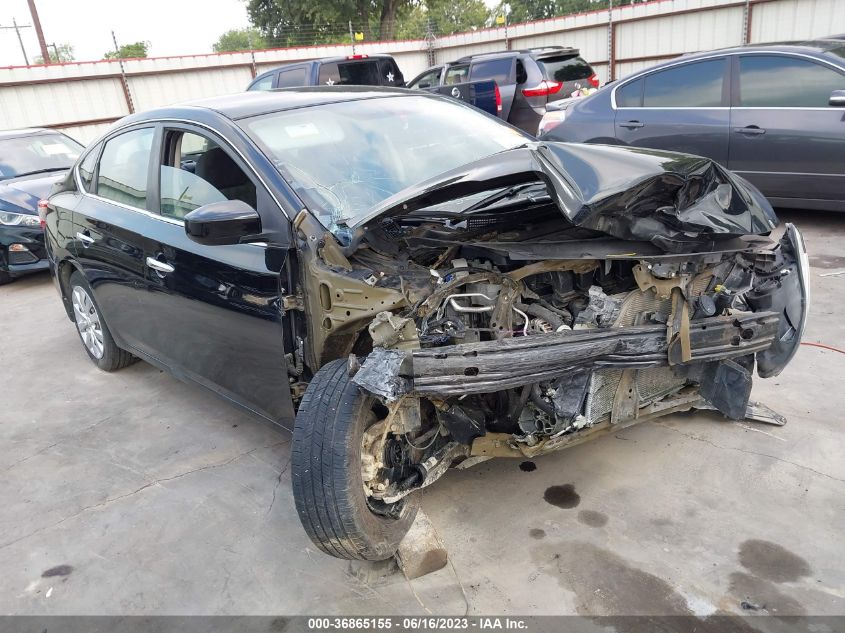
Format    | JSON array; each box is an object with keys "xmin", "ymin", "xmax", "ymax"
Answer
[
  {"xmin": 407, "ymin": 46, "xmax": 598, "ymax": 134},
  {"xmin": 247, "ymin": 55, "xmax": 405, "ymax": 90}
]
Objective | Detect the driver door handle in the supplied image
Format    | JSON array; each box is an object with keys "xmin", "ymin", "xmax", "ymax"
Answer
[
  {"xmin": 620, "ymin": 120, "xmax": 644, "ymax": 129},
  {"xmin": 146, "ymin": 257, "xmax": 175, "ymax": 274},
  {"xmin": 75, "ymin": 231, "xmax": 95, "ymax": 247},
  {"xmin": 734, "ymin": 125, "xmax": 766, "ymax": 135}
]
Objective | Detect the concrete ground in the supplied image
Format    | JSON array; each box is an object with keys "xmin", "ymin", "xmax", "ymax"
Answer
[{"xmin": 1, "ymin": 211, "xmax": 843, "ymax": 617}]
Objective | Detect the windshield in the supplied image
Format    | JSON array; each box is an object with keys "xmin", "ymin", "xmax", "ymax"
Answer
[
  {"xmin": 0, "ymin": 132, "xmax": 82, "ymax": 181},
  {"xmin": 241, "ymin": 95, "xmax": 528, "ymax": 232}
]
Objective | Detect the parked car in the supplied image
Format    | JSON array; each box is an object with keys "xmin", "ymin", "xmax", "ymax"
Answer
[
  {"xmin": 248, "ymin": 54, "xmax": 501, "ymax": 117},
  {"xmin": 539, "ymin": 39, "xmax": 845, "ymax": 211},
  {"xmin": 408, "ymin": 46, "xmax": 599, "ymax": 133},
  {"xmin": 45, "ymin": 88, "xmax": 808, "ymax": 561},
  {"xmin": 0, "ymin": 128, "xmax": 82, "ymax": 285}
]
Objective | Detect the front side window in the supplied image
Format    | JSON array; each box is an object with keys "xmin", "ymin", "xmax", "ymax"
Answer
[
  {"xmin": 277, "ymin": 68, "xmax": 307, "ymax": 88},
  {"xmin": 409, "ymin": 68, "xmax": 442, "ymax": 89},
  {"xmin": 159, "ymin": 130, "xmax": 256, "ymax": 220},
  {"xmin": 470, "ymin": 58, "xmax": 513, "ymax": 85},
  {"xmin": 249, "ymin": 75, "xmax": 274, "ymax": 91},
  {"xmin": 0, "ymin": 132, "xmax": 82, "ymax": 181},
  {"xmin": 642, "ymin": 59, "xmax": 725, "ymax": 107},
  {"xmin": 242, "ymin": 95, "xmax": 528, "ymax": 231},
  {"xmin": 96, "ymin": 128, "xmax": 154, "ymax": 208},
  {"xmin": 77, "ymin": 143, "xmax": 101, "ymax": 192},
  {"xmin": 738, "ymin": 55, "xmax": 845, "ymax": 107}
]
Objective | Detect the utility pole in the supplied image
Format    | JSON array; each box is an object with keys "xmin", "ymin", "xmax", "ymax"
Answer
[
  {"xmin": 25, "ymin": 0, "xmax": 50, "ymax": 65},
  {"xmin": 348, "ymin": 20, "xmax": 355, "ymax": 55},
  {"xmin": 0, "ymin": 19, "xmax": 32, "ymax": 65},
  {"xmin": 111, "ymin": 30, "xmax": 136, "ymax": 114}
]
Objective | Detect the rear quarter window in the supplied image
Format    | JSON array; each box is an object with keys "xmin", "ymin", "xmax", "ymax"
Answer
[
  {"xmin": 537, "ymin": 56, "xmax": 594, "ymax": 82},
  {"xmin": 277, "ymin": 67, "xmax": 307, "ymax": 88}
]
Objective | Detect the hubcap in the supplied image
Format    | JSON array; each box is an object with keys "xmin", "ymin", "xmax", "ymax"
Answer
[{"xmin": 71, "ymin": 285, "xmax": 105, "ymax": 359}]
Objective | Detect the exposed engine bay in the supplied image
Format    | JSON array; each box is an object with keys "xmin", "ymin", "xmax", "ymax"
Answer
[{"xmin": 288, "ymin": 143, "xmax": 810, "ymax": 509}]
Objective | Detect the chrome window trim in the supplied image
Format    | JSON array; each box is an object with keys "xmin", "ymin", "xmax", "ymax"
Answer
[{"xmin": 611, "ymin": 50, "xmax": 845, "ymax": 110}]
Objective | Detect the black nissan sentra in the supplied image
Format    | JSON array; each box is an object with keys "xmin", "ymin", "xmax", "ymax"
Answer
[{"xmin": 44, "ymin": 87, "xmax": 809, "ymax": 561}]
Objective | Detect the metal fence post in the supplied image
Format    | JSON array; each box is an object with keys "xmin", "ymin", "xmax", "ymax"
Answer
[{"xmin": 111, "ymin": 30, "xmax": 135, "ymax": 114}]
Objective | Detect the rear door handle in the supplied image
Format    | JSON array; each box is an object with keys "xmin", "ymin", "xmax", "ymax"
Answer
[
  {"xmin": 734, "ymin": 125, "xmax": 766, "ymax": 135},
  {"xmin": 620, "ymin": 120, "xmax": 644, "ymax": 129},
  {"xmin": 146, "ymin": 257, "xmax": 175, "ymax": 275},
  {"xmin": 75, "ymin": 231, "xmax": 94, "ymax": 247}
]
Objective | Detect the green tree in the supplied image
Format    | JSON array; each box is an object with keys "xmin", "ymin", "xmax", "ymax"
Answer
[
  {"xmin": 34, "ymin": 43, "xmax": 74, "ymax": 64},
  {"xmin": 398, "ymin": 0, "xmax": 487, "ymax": 37},
  {"xmin": 213, "ymin": 28, "xmax": 268, "ymax": 52},
  {"xmin": 104, "ymin": 41, "xmax": 150, "ymax": 60}
]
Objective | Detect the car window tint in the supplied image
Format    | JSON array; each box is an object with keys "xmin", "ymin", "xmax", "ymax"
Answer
[
  {"xmin": 739, "ymin": 55, "xmax": 845, "ymax": 107},
  {"xmin": 642, "ymin": 59, "xmax": 725, "ymax": 107},
  {"xmin": 516, "ymin": 59, "xmax": 528, "ymax": 84},
  {"xmin": 537, "ymin": 56, "xmax": 593, "ymax": 82},
  {"xmin": 96, "ymin": 128, "xmax": 154, "ymax": 208},
  {"xmin": 159, "ymin": 131, "xmax": 256, "ymax": 220},
  {"xmin": 444, "ymin": 64, "xmax": 469, "ymax": 85},
  {"xmin": 616, "ymin": 78, "xmax": 643, "ymax": 107},
  {"xmin": 78, "ymin": 143, "xmax": 101, "ymax": 192},
  {"xmin": 470, "ymin": 58, "xmax": 513, "ymax": 85},
  {"xmin": 319, "ymin": 61, "xmax": 381, "ymax": 86},
  {"xmin": 249, "ymin": 75, "xmax": 274, "ymax": 91},
  {"xmin": 410, "ymin": 68, "xmax": 441, "ymax": 89},
  {"xmin": 277, "ymin": 67, "xmax": 307, "ymax": 88},
  {"xmin": 380, "ymin": 58, "xmax": 404, "ymax": 85}
]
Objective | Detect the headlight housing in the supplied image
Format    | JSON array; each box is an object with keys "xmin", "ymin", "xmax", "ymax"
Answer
[
  {"xmin": 537, "ymin": 109, "xmax": 567, "ymax": 136},
  {"xmin": 0, "ymin": 211, "xmax": 42, "ymax": 227}
]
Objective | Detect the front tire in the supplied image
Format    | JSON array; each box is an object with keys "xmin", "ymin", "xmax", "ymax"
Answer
[
  {"xmin": 69, "ymin": 271, "xmax": 136, "ymax": 372},
  {"xmin": 291, "ymin": 359, "xmax": 419, "ymax": 560}
]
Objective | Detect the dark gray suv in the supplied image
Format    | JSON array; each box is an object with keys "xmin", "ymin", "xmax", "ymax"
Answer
[
  {"xmin": 540, "ymin": 40, "xmax": 845, "ymax": 212},
  {"xmin": 408, "ymin": 46, "xmax": 599, "ymax": 134}
]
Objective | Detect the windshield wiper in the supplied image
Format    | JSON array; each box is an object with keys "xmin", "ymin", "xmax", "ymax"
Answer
[
  {"xmin": 462, "ymin": 182, "xmax": 548, "ymax": 213},
  {"xmin": 12, "ymin": 167, "xmax": 69, "ymax": 178}
]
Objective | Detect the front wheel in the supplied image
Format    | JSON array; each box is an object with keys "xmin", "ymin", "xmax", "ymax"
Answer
[{"xmin": 291, "ymin": 359, "xmax": 419, "ymax": 560}]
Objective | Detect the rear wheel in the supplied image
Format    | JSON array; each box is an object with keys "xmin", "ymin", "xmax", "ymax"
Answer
[
  {"xmin": 69, "ymin": 271, "xmax": 136, "ymax": 372},
  {"xmin": 291, "ymin": 359, "xmax": 419, "ymax": 560}
]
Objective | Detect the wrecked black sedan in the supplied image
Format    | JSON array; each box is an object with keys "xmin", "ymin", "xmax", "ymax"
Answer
[{"xmin": 44, "ymin": 88, "xmax": 809, "ymax": 561}]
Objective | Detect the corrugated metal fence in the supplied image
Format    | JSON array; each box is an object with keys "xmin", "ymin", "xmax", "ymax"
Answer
[{"xmin": 1, "ymin": 0, "xmax": 843, "ymax": 143}]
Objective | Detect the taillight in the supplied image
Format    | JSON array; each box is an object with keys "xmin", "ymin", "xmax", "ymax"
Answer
[
  {"xmin": 37, "ymin": 199, "xmax": 49, "ymax": 228},
  {"xmin": 521, "ymin": 80, "xmax": 562, "ymax": 98},
  {"xmin": 494, "ymin": 84, "xmax": 502, "ymax": 114},
  {"xmin": 588, "ymin": 73, "xmax": 600, "ymax": 88}
]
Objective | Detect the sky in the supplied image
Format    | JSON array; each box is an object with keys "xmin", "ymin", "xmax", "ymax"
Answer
[{"xmin": 0, "ymin": 0, "xmax": 252, "ymax": 66}]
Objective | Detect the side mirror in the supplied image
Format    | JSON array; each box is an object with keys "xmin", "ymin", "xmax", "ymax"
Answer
[
  {"xmin": 830, "ymin": 90, "xmax": 845, "ymax": 107},
  {"xmin": 184, "ymin": 200, "xmax": 261, "ymax": 246}
]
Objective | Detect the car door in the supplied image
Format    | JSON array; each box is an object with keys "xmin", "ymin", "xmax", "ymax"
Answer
[
  {"xmin": 613, "ymin": 57, "xmax": 731, "ymax": 165},
  {"xmin": 70, "ymin": 125, "xmax": 160, "ymax": 354},
  {"xmin": 142, "ymin": 124, "xmax": 295, "ymax": 423},
  {"xmin": 728, "ymin": 53, "xmax": 845, "ymax": 208}
]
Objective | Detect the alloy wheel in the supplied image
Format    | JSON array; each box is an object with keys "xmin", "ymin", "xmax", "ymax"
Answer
[{"xmin": 71, "ymin": 285, "xmax": 105, "ymax": 359}]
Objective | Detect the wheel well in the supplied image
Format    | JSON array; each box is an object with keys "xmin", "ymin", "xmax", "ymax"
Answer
[{"xmin": 57, "ymin": 260, "xmax": 78, "ymax": 321}]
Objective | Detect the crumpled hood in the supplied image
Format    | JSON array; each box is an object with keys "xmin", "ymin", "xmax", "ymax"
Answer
[
  {"xmin": 353, "ymin": 142, "xmax": 779, "ymax": 253},
  {"xmin": 0, "ymin": 172, "xmax": 65, "ymax": 215}
]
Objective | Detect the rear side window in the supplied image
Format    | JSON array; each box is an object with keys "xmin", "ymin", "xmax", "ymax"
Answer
[
  {"xmin": 277, "ymin": 67, "xmax": 307, "ymax": 88},
  {"xmin": 318, "ymin": 61, "xmax": 380, "ymax": 86},
  {"xmin": 616, "ymin": 78, "xmax": 643, "ymax": 107},
  {"xmin": 738, "ymin": 55, "xmax": 845, "ymax": 107},
  {"xmin": 470, "ymin": 58, "xmax": 513, "ymax": 85},
  {"xmin": 642, "ymin": 59, "xmax": 725, "ymax": 107},
  {"xmin": 78, "ymin": 143, "xmax": 101, "ymax": 192},
  {"xmin": 444, "ymin": 64, "xmax": 469, "ymax": 85},
  {"xmin": 379, "ymin": 58, "xmax": 404, "ymax": 86},
  {"xmin": 537, "ymin": 56, "xmax": 593, "ymax": 82},
  {"xmin": 96, "ymin": 128, "xmax": 154, "ymax": 208},
  {"xmin": 249, "ymin": 75, "xmax": 274, "ymax": 91}
]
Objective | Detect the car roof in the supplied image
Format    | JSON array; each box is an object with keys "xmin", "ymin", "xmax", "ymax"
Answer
[
  {"xmin": 252, "ymin": 55, "xmax": 396, "ymax": 77},
  {"xmin": 637, "ymin": 39, "xmax": 845, "ymax": 70},
  {"xmin": 0, "ymin": 127, "xmax": 56, "ymax": 140},
  {"xmin": 117, "ymin": 86, "xmax": 422, "ymax": 124},
  {"xmin": 454, "ymin": 46, "xmax": 580, "ymax": 63}
]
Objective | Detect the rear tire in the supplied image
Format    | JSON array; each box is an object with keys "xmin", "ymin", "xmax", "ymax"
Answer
[
  {"xmin": 69, "ymin": 271, "xmax": 136, "ymax": 372},
  {"xmin": 0, "ymin": 270, "xmax": 11, "ymax": 285},
  {"xmin": 292, "ymin": 359, "xmax": 419, "ymax": 560}
]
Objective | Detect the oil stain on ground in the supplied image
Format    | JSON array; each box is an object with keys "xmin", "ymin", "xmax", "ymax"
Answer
[
  {"xmin": 41, "ymin": 565, "xmax": 73, "ymax": 578},
  {"xmin": 577, "ymin": 510, "xmax": 608, "ymax": 528},
  {"xmin": 544, "ymin": 484, "xmax": 580, "ymax": 508},
  {"xmin": 519, "ymin": 461, "xmax": 537, "ymax": 472},
  {"xmin": 529, "ymin": 528, "xmax": 546, "ymax": 539},
  {"xmin": 738, "ymin": 539, "xmax": 811, "ymax": 583}
]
